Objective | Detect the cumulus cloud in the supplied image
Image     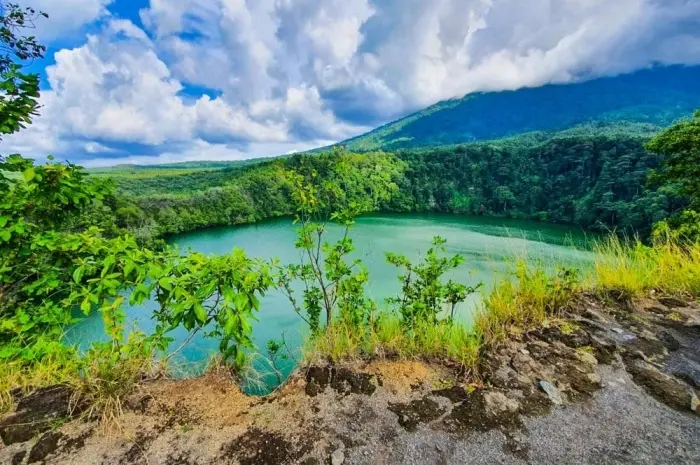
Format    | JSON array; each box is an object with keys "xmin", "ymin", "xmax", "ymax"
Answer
[
  {"xmin": 16, "ymin": 0, "xmax": 114, "ymax": 41},
  {"xmin": 3, "ymin": 0, "xmax": 700, "ymax": 165}
]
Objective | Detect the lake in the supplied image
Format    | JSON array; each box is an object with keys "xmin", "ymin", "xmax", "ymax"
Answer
[{"xmin": 67, "ymin": 214, "xmax": 595, "ymax": 392}]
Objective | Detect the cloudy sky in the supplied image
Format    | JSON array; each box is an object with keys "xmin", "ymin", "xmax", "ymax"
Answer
[{"xmin": 3, "ymin": 0, "xmax": 700, "ymax": 167}]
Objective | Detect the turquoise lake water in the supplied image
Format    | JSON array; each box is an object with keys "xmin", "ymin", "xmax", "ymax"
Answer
[{"xmin": 67, "ymin": 214, "xmax": 595, "ymax": 392}]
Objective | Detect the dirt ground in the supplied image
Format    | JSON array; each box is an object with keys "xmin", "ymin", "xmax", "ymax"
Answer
[{"xmin": 1, "ymin": 295, "xmax": 698, "ymax": 465}]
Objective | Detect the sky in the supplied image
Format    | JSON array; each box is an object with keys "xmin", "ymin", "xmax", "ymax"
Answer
[{"xmin": 2, "ymin": 0, "xmax": 700, "ymax": 167}]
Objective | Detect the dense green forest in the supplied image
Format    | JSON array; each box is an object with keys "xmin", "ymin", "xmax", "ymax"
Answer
[
  {"xmin": 110, "ymin": 124, "xmax": 688, "ymax": 240},
  {"xmin": 100, "ymin": 67, "xmax": 700, "ymax": 240}
]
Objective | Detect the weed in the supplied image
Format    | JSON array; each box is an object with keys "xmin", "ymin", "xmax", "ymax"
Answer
[
  {"xmin": 73, "ymin": 334, "xmax": 157, "ymax": 430},
  {"xmin": 476, "ymin": 261, "xmax": 580, "ymax": 347},
  {"xmin": 592, "ymin": 235, "xmax": 700, "ymax": 297},
  {"xmin": 0, "ymin": 351, "xmax": 79, "ymax": 415}
]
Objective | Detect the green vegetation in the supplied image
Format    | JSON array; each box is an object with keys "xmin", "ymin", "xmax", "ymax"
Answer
[
  {"xmin": 1, "ymin": 3, "xmax": 699, "ymax": 430},
  {"xmin": 117, "ymin": 150, "xmax": 406, "ymax": 237},
  {"xmin": 105, "ymin": 121, "xmax": 691, "ymax": 241},
  {"xmin": 340, "ymin": 66, "xmax": 700, "ymax": 151},
  {"xmin": 1, "ymin": 5, "xmax": 274, "ymax": 418},
  {"xmin": 645, "ymin": 110, "xmax": 700, "ymax": 241}
]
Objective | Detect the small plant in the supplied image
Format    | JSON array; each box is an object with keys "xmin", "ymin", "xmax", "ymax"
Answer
[
  {"xmin": 478, "ymin": 261, "xmax": 581, "ymax": 347},
  {"xmin": 277, "ymin": 173, "xmax": 374, "ymax": 332},
  {"xmin": 593, "ymin": 235, "xmax": 700, "ymax": 297},
  {"xmin": 265, "ymin": 339, "xmax": 288, "ymax": 386},
  {"xmin": 386, "ymin": 236, "xmax": 481, "ymax": 327},
  {"xmin": 74, "ymin": 333, "xmax": 156, "ymax": 428}
]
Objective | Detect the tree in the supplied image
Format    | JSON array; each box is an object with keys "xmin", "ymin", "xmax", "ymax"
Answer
[
  {"xmin": 645, "ymin": 110, "xmax": 700, "ymax": 240},
  {"xmin": 0, "ymin": 4, "xmax": 272, "ymax": 375},
  {"xmin": 0, "ymin": 2, "xmax": 46, "ymax": 139}
]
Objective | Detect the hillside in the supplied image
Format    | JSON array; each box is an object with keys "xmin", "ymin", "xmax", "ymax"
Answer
[{"xmin": 340, "ymin": 66, "xmax": 700, "ymax": 151}]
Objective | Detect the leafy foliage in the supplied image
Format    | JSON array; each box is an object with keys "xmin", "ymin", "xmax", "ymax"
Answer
[
  {"xmin": 646, "ymin": 109, "xmax": 700, "ymax": 241},
  {"xmin": 0, "ymin": 154, "xmax": 272, "ymax": 373},
  {"xmin": 386, "ymin": 236, "xmax": 481, "ymax": 326},
  {"xmin": 276, "ymin": 151, "xmax": 396, "ymax": 332},
  {"xmin": 106, "ymin": 124, "xmax": 689, "ymax": 243},
  {"xmin": 0, "ymin": 2, "xmax": 45, "ymax": 132}
]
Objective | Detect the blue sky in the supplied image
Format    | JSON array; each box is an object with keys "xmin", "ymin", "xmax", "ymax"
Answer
[{"xmin": 4, "ymin": 0, "xmax": 700, "ymax": 167}]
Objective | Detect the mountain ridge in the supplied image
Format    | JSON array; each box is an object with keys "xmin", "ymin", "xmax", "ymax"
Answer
[{"xmin": 335, "ymin": 65, "xmax": 700, "ymax": 152}]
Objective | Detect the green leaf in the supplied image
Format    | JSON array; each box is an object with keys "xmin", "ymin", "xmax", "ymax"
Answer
[
  {"xmin": 194, "ymin": 304, "xmax": 207, "ymax": 324},
  {"xmin": 234, "ymin": 293, "xmax": 248, "ymax": 311},
  {"xmin": 22, "ymin": 167, "xmax": 35, "ymax": 182},
  {"xmin": 73, "ymin": 266, "xmax": 85, "ymax": 284},
  {"xmin": 80, "ymin": 298, "xmax": 91, "ymax": 314}
]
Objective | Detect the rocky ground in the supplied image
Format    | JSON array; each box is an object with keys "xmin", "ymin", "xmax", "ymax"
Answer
[{"xmin": 1, "ymin": 294, "xmax": 699, "ymax": 465}]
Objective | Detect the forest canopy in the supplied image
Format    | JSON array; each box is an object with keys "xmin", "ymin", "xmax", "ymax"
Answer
[{"xmin": 107, "ymin": 123, "xmax": 691, "ymax": 241}]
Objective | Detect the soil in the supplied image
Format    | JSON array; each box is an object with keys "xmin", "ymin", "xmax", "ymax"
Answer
[{"xmin": 1, "ymin": 295, "xmax": 699, "ymax": 464}]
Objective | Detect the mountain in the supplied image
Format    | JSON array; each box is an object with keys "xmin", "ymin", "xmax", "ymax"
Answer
[{"xmin": 340, "ymin": 66, "xmax": 700, "ymax": 151}]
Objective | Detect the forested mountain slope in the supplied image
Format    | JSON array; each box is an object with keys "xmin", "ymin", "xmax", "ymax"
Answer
[
  {"xmin": 99, "ymin": 66, "xmax": 699, "ymax": 239},
  {"xmin": 340, "ymin": 66, "xmax": 700, "ymax": 151}
]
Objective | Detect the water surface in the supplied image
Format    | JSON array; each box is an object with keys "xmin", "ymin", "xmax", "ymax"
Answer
[{"xmin": 68, "ymin": 214, "xmax": 594, "ymax": 390}]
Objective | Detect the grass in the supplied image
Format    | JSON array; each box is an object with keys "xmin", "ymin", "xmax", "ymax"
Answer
[
  {"xmin": 304, "ymin": 315, "xmax": 482, "ymax": 372},
  {"xmin": 0, "ymin": 353, "xmax": 80, "ymax": 415},
  {"xmin": 304, "ymin": 235, "xmax": 700, "ymax": 377},
  {"xmin": 3, "ymin": 235, "xmax": 699, "ymax": 425},
  {"xmin": 1, "ymin": 336, "xmax": 159, "ymax": 430},
  {"xmin": 75, "ymin": 337, "xmax": 161, "ymax": 429},
  {"xmin": 592, "ymin": 235, "xmax": 700, "ymax": 298},
  {"xmin": 476, "ymin": 261, "xmax": 580, "ymax": 347}
]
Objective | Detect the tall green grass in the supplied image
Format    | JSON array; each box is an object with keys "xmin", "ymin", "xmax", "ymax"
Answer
[
  {"xmin": 304, "ymin": 315, "xmax": 482, "ymax": 372},
  {"xmin": 592, "ymin": 235, "xmax": 700, "ymax": 297},
  {"xmin": 305, "ymin": 235, "xmax": 700, "ymax": 374}
]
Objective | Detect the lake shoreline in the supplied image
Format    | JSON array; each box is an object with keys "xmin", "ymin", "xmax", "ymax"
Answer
[
  {"xmin": 3, "ymin": 293, "xmax": 698, "ymax": 464},
  {"xmin": 68, "ymin": 213, "xmax": 596, "ymax": 395}
]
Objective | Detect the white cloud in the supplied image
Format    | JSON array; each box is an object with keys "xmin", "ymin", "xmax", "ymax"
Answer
[
  {"xmin": 81, "ymin": 138, "xmax": 334, "ymax": 167},
  {"xmin": 47, "ymin": 30, "xmax": 192, "ymax": 145},
  {"xmin": 4, "ymin": 0, "xmax": 700, "ymax": 165},
  {"xmin": 16, "ymin": 0, "xmax": 114, "ymax": 41}
]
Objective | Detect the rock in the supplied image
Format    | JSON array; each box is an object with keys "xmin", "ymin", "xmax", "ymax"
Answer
[
  {"xmin": 589, "ymin": 334, "xmax": 617, "ymax": 365},
  {"xmin": 484, "ymin": 392, "xmax": 520, "ymax": 416},
  {"xmin": 432, "ymin": 386, "xmax": 470, "ymax": 403},
  {"xmin": 659, "ymin": 296, "xmax": 689, "ymax": 308},
  {"xmin": 538, "ymin": 381, "xmax": 563, "ymax": 405},
  {"xmin": 646, "ymin": 304, "xmax": 671, "ymax": 315},
  {"xmin": 11, "ymin": 451, "xmax": 26, "ymax": 465},
  {"xmin": 331, "ymin": 448, "xmax": 345, "ymax": 465},
  {"xmin": 330, "ymin": 368, "xmax": 378, "ymax": 396},
  {"xmin": 577, "ymin": 351, "xmax": 598, "ymax": 366},
  {"xmin": 0, "ymin": 386, "xmax": 76, "ymax": 445},
  {"xmin": 526, "ymin": 340, "xmax": 552, "ymax": 360},
  {"xmin": 490, "ymin": 365, "xmax": 518, "ymax": 389},
  {"xmin": 583, "ymin": 308, "xmax": 609, "ymax": 323},
  {"xmin": 515, "ymin": 374, "xmax": 536, "ymax": 393},
  {"xmin": 28, "ymin": 431, "xmax": 63, "ymax": 463},
  {"xmin": 388, "ymin": 397, "xmax": 446, "ymax": 432},
  {"xmin": 564, "ymin": 364, "xmax": 602, "ymax": 395},
  {"xmin": 550, "ymin": 341, "xmax": 578, "ymax": 360},
  {"xmin": 658, "ymin": 331, "xmax": 681, "ymax": 351},
  {"xmin": 626, "ymin": 360, "xmax": 698, "ymax": 412},
  {"xmin": 538, "ymin": 326, "xmax": 591, "ymax": 348},
  {"xmin": 305, "ymin": 366, "xmax": 378, "ymax": 397},
  {"xmin": 512, "ymin": 352, "xmax": 540, "ymax": 378},
  {"xmin": 691, "ymin": 393, "xmax": 699, "ymax": 414},
  {"xmin": 612, "ymin": 328, "xmax": 624, "ymax": 334}
]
